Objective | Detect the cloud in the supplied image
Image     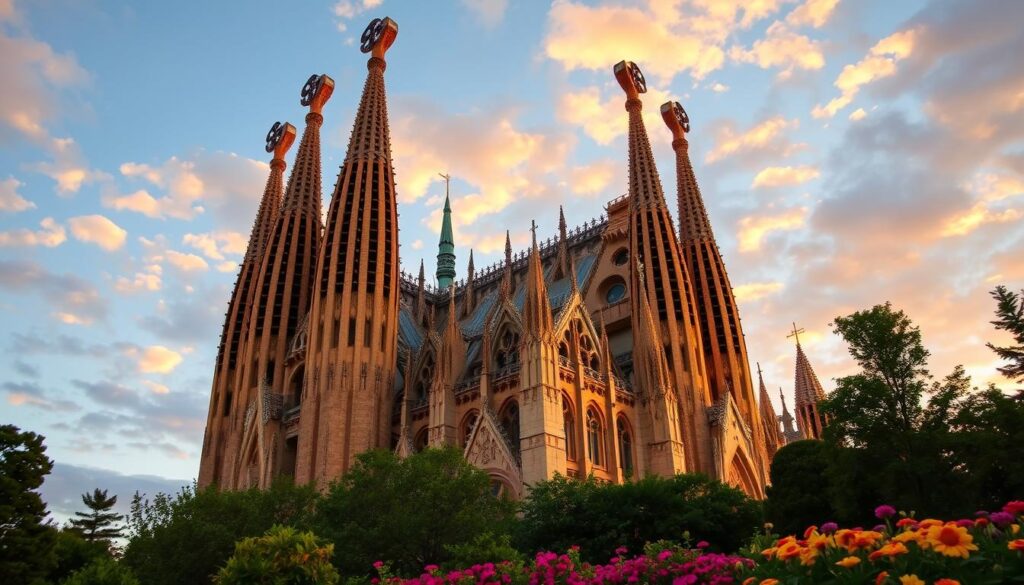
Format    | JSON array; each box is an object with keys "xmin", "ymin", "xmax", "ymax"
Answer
[
  {"xmin": 0, "ymin": 217, "xmax": 65, "ymax": 247},
  {"xmin": 3, "ymin": 380, "xmax": 78, "ymax": 412},
  {"xmin": 737, "ymin": 207, "xmax": 808, "ymax": 252},
  {"xmin": 786, "ymin": 0, "xmax": 840, "ymax": 28},
  {"xmin": 729, "ymin": 21, "xmax": 825, "ymax": 79},
  {"xmin": 848, "ymin": 108, "xmax": 867, "ymax": 121},
  {"xmin": 709, "ymin": 82, "xmax": 730, "ymax": 93},
  {"xmin": 12, "ymin": 359, "xmax": 40, "ymax": 378},
  {"xmin": 752, "ymin": 165, "xmax": 820, "ymax": 188},
  {"xmin": 139, "ymin": 285, "xmax": 222, "ymax": 344},
  {"xmin": 568, "ymin": 159, "xmax": 618, "ymax": 196},
  {"xmin": 734, "ymin": 281, "xmax": 784, "ymax": 303},
  {"xmin": 124, "ymin": 345, "xmax": 183, "ymax": 374},
  {"xmin": 68, "ymin": 214, "xmax": 127, "ymax": 251},
  {"xmin": 40, "ymin": 463, "xmax": 190, "ymax": 524},
  {"xmin": 706, "ymin": 116, "xmax": 800, "ymax": 163},
  {"xmin": 0, "ymin": 176, "xmax": 34, "ymax": 212},
  {"xmin": 114, "ymin": 265, "xmax": 162, "ymax": 294},
  {"xmin": 558, "ymin": 84, "xmax": 673, "ymax": 145},
  {"xmin": 331, "ymin": 0, "xmax": 383, "ymax": 32},
  {"xmin": 813, "ymin": 29, "xmax": 917, "ymax": 118},
  {"xmin": 461, "ymin": 0, "xmax": 508, "ymax": 27},
  {"xmin": 182, "ymin": 231, "xmax": 246, "ymax": 261},
  {"xmin": 164, "ymin": 250, "xmax": 209, "ymax": 272},
  {"xmin": 0, "ymin": 260, "xmax": 107, "ymax": 324},
  {"xmin": 941, "ymin": 172, "xmax": 1024, "ymax": 237}
]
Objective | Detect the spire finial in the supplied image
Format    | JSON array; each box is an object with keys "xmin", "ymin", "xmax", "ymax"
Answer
[
  {"xmin": 504, "ymin": 231, "xmax": 512, "ymax": 265},
  {"xmin": 787, "ymin": 322, "xmax": 805, "ymax": 346},
  {"xmin": 360, "ymin": 16, "xmax": 398, "ymax": 62},
  {"xmin": 467, "ymin": 249, "xmax": 475, "ymax": 275},
  {"xmin": 530, "ymin": 219, "xmax": 538, "ymax": 250},
  {"xmin": 265, "ymin": 121, "xmax": 297, "ymax": 167},
  {"xmin": 300, "ymin": 74, "xmax": 335, "ymax": 116}
]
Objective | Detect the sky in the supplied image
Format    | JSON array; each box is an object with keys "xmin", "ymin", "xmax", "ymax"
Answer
[{"xmin": 1, "ymin": 0, "xmax": 1022, "ymax": 521}]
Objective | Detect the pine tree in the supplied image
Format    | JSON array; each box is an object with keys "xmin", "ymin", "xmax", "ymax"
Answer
[
  {"xmin": 987, "ymin": 285, "xmax": 1024, "ymax": 384},
  {"xmin": 70, "ymin": 488, "xmax": 124, "ymax": 543},
  {"xmin": 0, "ymin": 424, "xmax": 56, "ymax": 584}
]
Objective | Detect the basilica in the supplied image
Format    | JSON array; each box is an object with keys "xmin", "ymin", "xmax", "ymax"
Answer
[{"xmin": 197, "ymin": 17, "xmax": 828, "ymax": 498}]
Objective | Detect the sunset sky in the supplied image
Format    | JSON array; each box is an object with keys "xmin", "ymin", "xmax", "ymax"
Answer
[{"xmin": 1, "ymin": 0, "xmax": 1022, "ymax": 518}]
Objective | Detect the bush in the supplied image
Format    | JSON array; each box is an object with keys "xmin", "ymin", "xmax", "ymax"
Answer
[
  {"xmin": 314, "ymin": 447, "xmax": 516, "ymax": 576},
  {"xmin": 443, "ymin": 533, "xmax": 525, "ymax": 568},
  {"xmin": 48, "ymin": 528, "xmax": 110, "ymax": 583},
  {"xmin": 764, "ymin": 440, "xmax": 836, "ymax": 535},
  {"xmin": 62, "ymin": 557, "xmax": 139, "ymax": 585},
  {"xmin": 216, "ymin": 525, "xmax": 338, "ymax": 585},
  {"xmin": 515, "ymin": 473, "xmax": 761, "ymax": 562},
  {"xmin": 122, "ymin": 478, "xmax": 318, "ymax": 585}
]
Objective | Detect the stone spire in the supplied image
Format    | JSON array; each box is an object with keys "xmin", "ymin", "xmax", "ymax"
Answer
[
  {"xmin": 522, "ymin": 221, "xmax": 553, "ymax": 339},
  {"xmin": 791, "ymin": 327, "xmax": 827, "ymax": 440},
  {"xmin": 756, "ymin": 363, "xmax": 781, "ymax": 460},
  {"xmin": 553, "ymin": 205, "xmax": 570, "ymax": 280},
  {"xmin": 199, "ymin": 120, "xmax": 295, "ymax": 488},
  {"xmin": 296, "ymin": 17, "xmax": 401, "ymax": 486},
  {"xmin": 779, "ymin": 387, "xmax": 801, "ymax": 444},
  {"xmin": 662, "ymin": 100, "xmax": 765, "ymax": 486},
  {"xmin": 415, "ymin": 259, "xmax": 426, "ymax": 323},
  {"xmin": 436, "ymin": 174, "xmax": 456, "ymax": 289},
  {"xmin": 614, "ymin": 60, "xmax": 712, "ymax": 474},
  {"xmin": 499, "ymin": 230, "xmax": 513, "ymax": 300},
  {"xmin": 429, "ymin": 285, "xmax": 463, "ymax": 446},
  {"xmin": 462, "ymin": 249, "xmax": 476, "ymax": 318}
]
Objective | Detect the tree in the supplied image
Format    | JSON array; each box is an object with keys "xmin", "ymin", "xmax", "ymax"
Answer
[
  {"xmin": 70, "ymin": 488, "xmax": 124, "ymax": 544},
  {"xmin": 47, "ymin": 528, "xmax": 110, "ymax": 583},
  {"xmin": 516, "ymin": 473, "xmax": 761, "ymax": 561},
  {"xmin": 63, "ymin": 557, "xmax": 139, "ymax": 585},
  {"xmin": 122, "ymin": 478, "xmax": 319, "ymax": 585},
  {"xmin": 215, "ymin": 525, "xmax": 338, "ymax": 585},
  {"xmin": 0, "ymin": 424, "xmax": 56, "ymax": 584},
  {"xmin": 764, "ymin": 440, "xmax": 835, "ymax": 535},
  {"xmin": 987, "ymin": 285, "xmax": 1024, "ymax": 384},
  {"xmin": 314, "ymin": 447, "xmax": 516, "ymax": 576}
]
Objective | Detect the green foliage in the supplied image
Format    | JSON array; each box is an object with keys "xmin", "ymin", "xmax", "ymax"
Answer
[
  {"xmin": 820, "ymin": 302, "xmax": 1024, "ymax": 524},
  {"xmin": 443, "ymin": 533, "xmax": 525, "ymax": 568},
  {"xmin": 0, "ymin": 424, "xmax": 56, "ymax": 585},
  {"xmin": 763, "ymin": 440, "xmax": 833, "ymax": 535},
  {"xmin": 62, "ymin": 557, "xmax": 139, "ymax": 585},
  {"xmin": 121, "ymin": 478, "xmax": 318, "ymax": 585},
  {"xmin": 215, "ymin": 525, "xmax": 338, "ymax": 585},
  {"xmin": 48, "ymin": 528, "xmax": 110, "ymax": 583},
  {"xmin": 515, "ymin": 472, "xmax": 761, "ymax": 561},
  {"xmin": 987, "ymin": 285, "xmax": 1024, "ymax": 384},
  {"xmin": 70, "ymin": 488, "xmax": 124, "ymax": 544},
  {"xmin": 314, "ymin": 447, "xmax": 516, "ymax": 576}
]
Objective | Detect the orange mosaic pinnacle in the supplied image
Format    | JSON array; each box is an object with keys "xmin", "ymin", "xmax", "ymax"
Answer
[{"xmin": 199, "ymin": 19, "xmax": 827, "ymax": 497}]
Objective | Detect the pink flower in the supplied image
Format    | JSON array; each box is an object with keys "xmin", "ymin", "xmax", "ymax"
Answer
[
  {"xmin": 696, "ymin": 541, "xmax": 709, "ymax": 549},
  {"xmin": 373, "ymin": 561, "xmax": 385, "ymax": 570},
  {"xmin": 1004, "ymin": 501, "xmax": 1024, "ymax": 516},
  {"xmin": 875, "ymin": 505, "xmax": 897, "ymax": 519},
  {"xmin": 991, "ymin": 511, "xmax": 1015, "ymax": 527}
]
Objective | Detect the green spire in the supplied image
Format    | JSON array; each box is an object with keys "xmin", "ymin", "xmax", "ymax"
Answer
[{"xmin": 436, "ymin": 174, "xmax": 456, "ymax": 289}]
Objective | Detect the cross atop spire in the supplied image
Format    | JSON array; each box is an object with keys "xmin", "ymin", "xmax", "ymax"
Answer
[
  {"xmin": 787, "ymin": 322, "xmax": 805, "ymax": 346},
  {"xmin": 436, "ymin": 172, "xmax": 456, "ymax": 289}
]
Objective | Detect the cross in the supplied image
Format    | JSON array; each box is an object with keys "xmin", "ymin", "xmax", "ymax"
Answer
[
  {"xmin": 787, "ymin": 322, "xmax": 805, "ymax": 345},
  {"xmin": 438, "ymin": 172, "xmax": 451, "ymax": 199},
  {"xmin": 756, "ymin": 361, "xmax": 763, "ymax": 380},
  {"xmin": 530, "ymin": 219, "xmax": 538, "ymax": 246}
]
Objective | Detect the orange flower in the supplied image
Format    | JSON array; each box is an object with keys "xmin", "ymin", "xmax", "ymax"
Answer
[
  {"xmin": 869, "ymin": 542, "xmax": 909, "ymax": 561},
  {"xmin": 741, "ymin": 578, "xmax": 756, "ymax": 585},
  {"xmin": 892, "ymin": 530, "xmax": 925, "ymax": 546},
  {"xmin": 776, "ymin": 541, "xmax": 802, "ymax": 560},
  {"xmin": 934, "ymin": 580, "xmax": 960, "ymax": 585},
  {"xmin": 805, "ymin": 531, "xmax": 832, "ymax": 551},
  {"xmin": 925, "ymin": 523, "xmax": 978, "ymax": 559},
  {"xmin": 834, "ymin": 529, "xmax": 857, "ymax": 550},
  {"xmin": 896, "ymin": 518, "xmax": 917, "ymax": 528},
  {"xmin": 853, "ymin": 531, "xmax": 885, "ymax": 550},
  {"xmin": 898, "ymin": 576, "xmax": 924, "ymax": 585},
  {"xmin": 918, "ymin": 519, "xmax": 943, "ymax": 529},
  {"xmin": 876, "ymin": 571, "xmax": 889, "ymax": 585},
  {"xmin": 1009, "ymin": 539, "xmax": 1024, "ymax": 551},
  {"xmin": 835, "ymin": 556, "xmax": 861, "ymax": 568},
  {"xmin": 760, "ymin": 580, "xmax": 779, "ymax": 585}
]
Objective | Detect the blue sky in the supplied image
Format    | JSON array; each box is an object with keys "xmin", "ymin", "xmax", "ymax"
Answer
[{"xmin": 1, "ymin": 0, "xmax": 1022, "ymax": 520}]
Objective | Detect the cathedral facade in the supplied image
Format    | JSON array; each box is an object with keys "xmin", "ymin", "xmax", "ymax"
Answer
[{"xmin": 198, "ymin": 17, "xmax": 805, "ymax": 499}]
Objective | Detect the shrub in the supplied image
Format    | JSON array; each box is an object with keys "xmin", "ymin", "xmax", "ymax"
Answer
[
  {"xmin": 764, "ymin": 440, "xmax": 835, "ymax": 535},
  {"xmin": 62, "ymin": 557, "xmax": 139, "ymax": 585},
  {"xmin": 216, "ymin": 525, "xmax": 338, "ymax": 585}
]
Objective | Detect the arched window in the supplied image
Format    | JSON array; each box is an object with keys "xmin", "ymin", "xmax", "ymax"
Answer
[
  {"xmin": 563, "ymin": 397, "xmax": 577, "ymax": 461},
  {"xmin": 495, "ymin": 327, "xmax": 520, "ymax": 370},
  {"xmin": 587, "ymin": 407, "xmax": 604, "ymax": 467},
  {"xmin": 499, "ymin": 401, "xmax": 520, "ymax": 458},
  {"xmin": 414, "ymin": 428, "xmax": 429, "ymax": 453},
  {"xmin": 461, "ymin": 410, "xmax": 479, "ymax": 448},
  {"xmin": 617, "ymin": 416, "xmax": 634, "ymax": 478}
]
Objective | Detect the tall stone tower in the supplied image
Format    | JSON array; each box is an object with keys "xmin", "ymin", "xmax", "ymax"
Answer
[
  {"xmin": 661, "ymin": 100, "xmax": 767, "ymax": 488},
  {"xmin": 436, "ymin": 174, "xmax": 456, "ymax": 289},
  {"xmin": 199, "ymin": 120, "xmax": 295, "ymax": 488},
  {"xmin": 756, "ymin": 363, "xmax": 782, "ymax": 460},
  {"xmin": 233, "ymin": 73, "xmax": 332, "ymax": 488},
  {"xmin": 295, "ymin": 17, "xmax": 401, "ymax": 487},
  {"xmin": 792, "ymin": 331, "xmax": 827, "ymax": 440},
  {"xmin": 613, "ymin": 61, "xmax": 713, "ymax": 474}
]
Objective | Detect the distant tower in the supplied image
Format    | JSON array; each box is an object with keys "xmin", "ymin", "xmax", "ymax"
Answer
[
  {"xmin": 789, "ymin": 323, "xmax": 828, "ymax": 440},
  {"xmin": 199, "ymin": 120, "xmax": 295, "ymax": 488},
  {"xmin": 234, "ymin": 73, "xmax": 333, "ymax": 488},
  {"xmin": 614, "ymin": 60, "xmax": 713, "ymax": 474},
  {"xmin": 296, "ymin": 17, "xmax": 400, "ymax": 487},
  {"xmin": 661, "ymin": 100, "xmax": 766, "ymax": 487},
  {"xmin": 756, "ymin": 363, "xmax": 781, "ymax": 460},
  {"xmin": 778, "ymin": 388, "xmax": 801, "ymax": 444},
  {"xmin": 436, "ymin": 173, "xmax": 456, "ymax": 289}
]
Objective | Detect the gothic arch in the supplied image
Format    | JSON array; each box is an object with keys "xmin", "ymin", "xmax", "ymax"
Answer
[{"xmin": 460, "ymin": 409, "xmax": 480, "ymax": 448}]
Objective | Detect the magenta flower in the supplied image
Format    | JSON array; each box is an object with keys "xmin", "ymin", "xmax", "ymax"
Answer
[
  {"xmin": 696, "ymin": 541, "xmax": 709, "ymax": 549},
  {"xmin": 991, "ymin": 511, "xmax": 1015, "ymax": 526},
  {"xmin": 874, "ymin": 504, "xmax": 897, "ymax": 519},
  {"xmin": 820, "ymin": 522, "xmax": 838, "ymax": 534}
]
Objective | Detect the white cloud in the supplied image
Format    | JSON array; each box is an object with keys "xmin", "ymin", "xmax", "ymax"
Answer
[
  {"xmin": 848, "ymin": 108, "xmax": 867, "ymax": 121},
  {"xmin": 68, "ymin": 214, "xmax": 127, "ymax": 251},
  {"xmin": 461, "ymin": 0, "xmax": 508, "ymax": 27},
  {"xmin": 706, "ymin": 116, "xmax": 799, "ymax": 163},
  {"xmin": 752, "ymin": 165, "xmax": 820, "ymax": 188},
  {"xmin": 165, "ymin": 250, "xmax": 209, "ymax": 272},
  {"xmin": 182, "ymin": 231, "xmax": 247, "ymax": 261},
  {"xmin": 0, "ymin": 217, "xmax": 66, "ymax": 247},
  {"xmin": 813, "ymin": 29, "xmax": 917, "ymax": 119},
  {"xmin": 0, "ymin": 177, "xmax": 34, "ymax": 212},
  {"xmin": 125, "ymin": 345, "xmax": 183, "ymax": 374},
  {"xmin": 729, "ymin": 21, "xmax": 825, "ymax": 78},
  {"xmin": 332, "ymin": 0, "xmax": 384, "ymax": 32},
  {"xmin": 737, "ymin": 207, "xmax": 808, "ymax": 252},
  {"xmin": 786, "ymin": 0, "xmax": 840, "ymax": 28}
]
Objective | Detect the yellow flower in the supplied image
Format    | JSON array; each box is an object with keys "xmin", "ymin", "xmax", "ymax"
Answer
[
  {"xmin": 1013, "ymin": 524, "xmax": 1021, "ymax": 535},
  {"xmin": 925, "ymin": 523, "xmax": 979, "ymax": 559},
  {"xmin": 1009, "ymin": 539, "xmax": 1024, "ymax": 551},
  {"xmin": 835, "ymin": 556, "xmax": 861, "ymax": 568},
  {"xmin": 918, "ymin": 519, "xmax": 943, "ymax": 530},
  {"xmin": 799, "ymin": 546, "xmax": 818, "ymax": 566},
  {"xmin": 898, "ymin": 576, "xmax": 924, "ymax": 585},
  {"xmin": 892, "ymin": 530, "xmax": 924, "ymax": 546},
  {"xmin": 777, "ymin": 541, "xmax": 802, "ymax": 561}
]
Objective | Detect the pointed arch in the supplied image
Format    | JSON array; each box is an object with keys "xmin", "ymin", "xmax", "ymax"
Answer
[
  {"xmin": 562, "ymin": 394, "xmax": 577, "ymax": 462},
  {"xmin": 498, "ymin": 398, "xmax": 520, "ymax": 459},
  {"xmin": 586, "ymin": 405, "xmax": 606, "ymax": 468},
  {"xmin": 460, "ymin": 409, "xmax": 480, "ymax": 449},
  {"xmin": 616, "ymin": 415, "xmax": 635, "ymax": 479}
]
